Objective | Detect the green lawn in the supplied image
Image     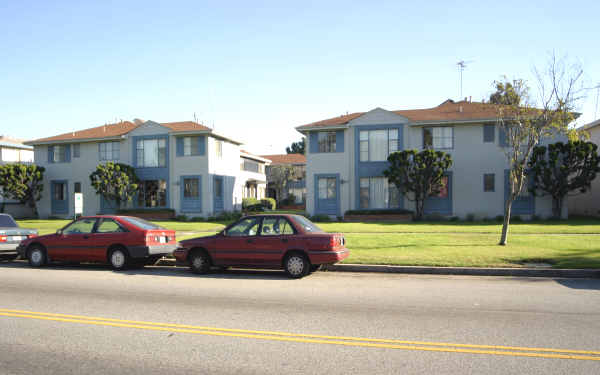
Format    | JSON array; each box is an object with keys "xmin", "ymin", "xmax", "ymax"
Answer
[{"xmin": 16, "ymin": 218, "xmax": 600, "ymax": 269}]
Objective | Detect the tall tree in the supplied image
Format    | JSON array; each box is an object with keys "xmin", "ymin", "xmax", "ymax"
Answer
[
  {"xmin": 0, "ymin": 164, "xmax": 45, "ymax": 217},
  {"xmin": 286, "ymin": 138, "xmax": 305, "ymax": 154},
  {"xmin": 493, "ymin": 54, "xmax": 584, "ymax": 245},
  {"xmin": 383, "ymin": 149, "xmax": 453, "ymax": 220},
  {"xmin": 266, "ymin": 165, "xmax": 300, "ymax": 204},
  {"xmin": 528, "ymin": 141, "xmax": 600, "ymax": 218},
  {"xmin": 89, "ymin": 162, "xmax": 139, "ymax": 209}
]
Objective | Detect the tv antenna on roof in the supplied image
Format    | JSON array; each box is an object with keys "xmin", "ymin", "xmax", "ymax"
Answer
[
  {"xmin": 585, "ymin": 83, "xmax": 600, "ymax": 120},
  {"xmin": 457, "ymin": 60, "xmax": 474, "ymax": 99}
]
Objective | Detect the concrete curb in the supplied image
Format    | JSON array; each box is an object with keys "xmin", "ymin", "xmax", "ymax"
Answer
[{"xmin": 156, "ymin": 259, "xmax": 599, "ymax": 278}]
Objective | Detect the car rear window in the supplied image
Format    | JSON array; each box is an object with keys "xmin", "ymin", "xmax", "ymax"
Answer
[
  {"xmin": 120, "ymin": 217, "xmax": 165, "ymax": 230},
  {"xmin": 0, "ymin": 215, "xmax": 17, "ymax": 228},
  {"xmin": 293, "ymin": 215, "xmax": 324, "ymax": 233}
]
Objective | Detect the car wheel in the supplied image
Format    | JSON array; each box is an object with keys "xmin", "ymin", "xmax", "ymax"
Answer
[
  {"xmin": 189, "ymin": 251, "xmax": 211, "ymax": 274},
  {"xmin": 27, "ymin": 246, "xmax": 46, "ymax": 267},
  {"xmin": 109, "ymin": 248, "xmax": 129, "ymax": 270},
  {"xmin": 284, "ymin": 253, "xmax": 310, "ymax": 279}
]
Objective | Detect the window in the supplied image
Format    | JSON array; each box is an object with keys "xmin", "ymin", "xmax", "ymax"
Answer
[
  {"xmin": 260, "ymin": 217, "xmax": 296, "ymax": 236},
  {"xmin": 225, "ymin": 217, "xmax": 260, "ymax": 237},
  {"xmin": 294, "ymin": 215, "xmax": 324, "ymax": 233},
  {"xmin": 518, "ymin": 176, "xmax": 531, "ymax": 197},
  {"xmin": 137, "ymin": 180, "xmax": 167, "ymax": 207},
  {"xmin": 53, "ymin": 145, "xmax": 67, "ymax": 163},
  {"xmin": 97, "ymin": 219, "xmax": 125, "ymax": 233},
  {"xmin": 0, "ymin": 214, "xmax": 17, "ymax": 227},
  {"xmin": 73, "ymin": 144, "xmax": 80, "ymax": 158},
  {"xmin": 484, "ymin": 174, "xmax": 495, "ymax": 192},
  {"xmin": 53, "ymin": 182, "xmax": 66, "ymax": 201},
  {"xmin": 121, "ymin": 217, "xmax": 165, "ymax": 230},
  {"xmin": 483, "ymin": 125, "xmax": 495, "ymax": 143},
  {"xmin": 74, "ymin": 182, "xmax": 82, "ymax": 193},
  {"xmin": 183, "ymin": 178, "xmax": 199, "ymax": 198},
  {"xmin": 432, "ymin": 176, "xmax": 449, "ymax": 198},
  {"xmin": 359, "ymin": 177, "xmax": 400, "ymax": 209},
  {"xmin": 215, "ymin": 140, "xmax": 223, "ymax": 158},
  {"xmin": 360, "ymin": 129, "xmax": 399, "ymax": 162},
  {"xmin": 63, "ymin": 218, "xmax": 95, "ymax": 235},
  {"xmin": 318, "ymin": 131, "xmax": 336, "ymax": 153},
  {"xmin": 242, "ymin": 159, "xmax": 260, "ymax": 173},
  {"xmin": 423, "ymin": 127, "xmax": 453, "ymax": 149},
  {"xmin": 99, "ymin": 141, "xmax": 120, "ymax": 161},
  {"xmin": 184, "ymin": 137, "xmax": 193, "ymax": 156},
  {"xmin": 136, "ymin": 139, "xmax": 166, "ymax": 167},
  {"xmin": 318, "ymin": 177, "xmax": 336, "ymax": 199}
]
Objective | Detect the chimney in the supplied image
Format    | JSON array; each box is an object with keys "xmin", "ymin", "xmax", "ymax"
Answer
[
  {"xmin": 469, "ymin": 96, "xmax": 472, "ymax": 103},
  {"xmin": 459, "ymin": 106, "xmax": 463, "ymax": 113}
]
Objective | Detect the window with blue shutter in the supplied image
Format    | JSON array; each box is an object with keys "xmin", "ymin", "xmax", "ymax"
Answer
[
  {"xmin": 335, "ymin": 130, "xmax": 344, "ymax": 152},
  {"xmin": 499, "ymin": 127, "xmax": 508, "ymax": 147},
  {"xmin": 177, "ymin": 136, "xmax": 206, "ymax": 157},
  {"xmin": 309, "ymin": 132, "xmax": 319, "ymax": 153},
  {"xmin": 483, "ymin": 125, "xmax": 495, "ymax": 143}
]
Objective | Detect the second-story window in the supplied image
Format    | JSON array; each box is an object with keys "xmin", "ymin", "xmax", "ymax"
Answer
[
  {"xmin": 423, "ymin": 127, "xmax": 453, "ymax": 149},
  {"xmin": 360, "ymin": 129, "xmax": 399, "ymax": 162},
  {"xmin": 318, "ymin": 131, "xmax": 336, "ymax": 153},
  {"xmin": 53, "ymin": 145, "xmax": 67, "ymax": 163},
  {"xmin": 136, "ymin": 139, "xmax": 166, "ymax": 167},
  {"xmin": 99, "ymin": 141, "xmax": 120, "ymax": 161},
  {"xmin": 215, "ymin": 140, "xmax": 223, "ymax": 159}
]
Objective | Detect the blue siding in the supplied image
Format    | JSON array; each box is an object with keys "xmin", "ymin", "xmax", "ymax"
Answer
[
  {"xmin": 499, "ymin": 127, "xmax": 508, "ymax": 147},
  {"xmin": 483, "ymin": 124, "xmax": 495, "ymax": 143},
  {"xmin": 309, "ymin": 132, "xmax": 319, "ymax": 154},
  {"xmin": 353, "ymin": 124, "xmax": 405, "ymax": 210},
  {"xmin": 314, "ymin": 173, "xmax": 340, "ymax": 216},
  {"xmin": 504, "ymin": 170, "xmax": 535, "ymax": 215},
  {"xmin": 131, "ymin": 135, "xmax": 170, "ymax": 208},
  {"xmin": 197, "ymin": 136, "xmax": 206, "ymax": 155},
  {"xmin": 176, "ymin": 137, "xmax": 184, "ymax": 156},
  {"xmin": 64, "ymin": 144, "xmax": 71, "ymax": 162},
  {"xmin": 181, "ymin": 175, "xmax": 202, "ymax": 213},
  {"xmin": 335, "ymin": 130, "xmax": 344, "ymax": 152},
  {"xmin": 424, "ymin": 172, "xmax": 453, "ymax": 215},
  {"xmin": 51, "ymin": 180, "xmax": 69, "ymax": 215}
]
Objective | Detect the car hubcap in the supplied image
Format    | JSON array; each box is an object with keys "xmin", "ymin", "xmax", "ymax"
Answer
[
  {"xmin": 31, "ymin": 250, "xmax": 42, "ymax": 264},
  {"xmin": 112, "ymin": 251, "xmax": 125, "ymax": 268},
  {"xmin": 192, "ymin": 256, "xmax": 204, "ymax": 269},
  {"xmin": 287, "ymin": 256, "xmax": 304, "ymax": 275}
]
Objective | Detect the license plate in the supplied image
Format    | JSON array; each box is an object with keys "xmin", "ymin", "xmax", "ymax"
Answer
[
  {"xmin": 10, "ymin": 236, "xmax": 24, "ymax": 241},
  {"xmin": 159, "ymin": 236, "xmax": 167, "ymax": 244}
]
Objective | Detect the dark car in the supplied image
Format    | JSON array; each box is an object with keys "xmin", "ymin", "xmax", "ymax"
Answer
[
  {"xmin": 0, "ymin": 214, "xmax": 38, "ymax": 260},
  {"xmin": 174, "ymin": 214, "xmax": 349, "ymax": 278},
  {"xmin": 17, "ymin": 215, "xmax": 176, "ymax": 270}
]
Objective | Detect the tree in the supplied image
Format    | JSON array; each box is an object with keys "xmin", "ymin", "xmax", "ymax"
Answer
[
  {"xmin": 89, "ymin": 162, "xmax": 139, "ymax": 209},
  {"xmin": 0, "ymin": 164, "xmax": 45, "ymax": 217},
  {"xmin": 493, "ymin": 54, "xmax": 584, "ymax": 245},
  {"xmin": 266, "ymin": 165, "xmax": 300, "ymax": 204},
  {"xmin": 286, "ymin": 138, "xmax": 305, "ymax": 154},
  {"xmin": 528, "ymin": 141, "xmax": 600, "ymax": 218},
  {"xmin": 383, "ymin": 149, "xmax": 453, "ymax": 220}
]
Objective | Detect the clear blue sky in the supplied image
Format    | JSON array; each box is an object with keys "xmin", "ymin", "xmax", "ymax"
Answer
[{"xmin": 1, "ymin": 0, "xmax": 599, "ymax": 154}]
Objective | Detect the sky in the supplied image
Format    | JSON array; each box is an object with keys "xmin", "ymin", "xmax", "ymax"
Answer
[{"xmin": 1, "ymin": 0, "xmax": 599, "ymax": 154}]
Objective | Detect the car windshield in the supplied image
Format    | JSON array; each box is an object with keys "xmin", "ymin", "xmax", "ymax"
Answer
[
  {"xmin": 293, "ymin": 215, "xmax": 323, "ymax": 233},
  {"xmin": 0, "ymin": 215, "xmax": 17, "ymax": 228},
  {"xmin": 121, "ymin": 217, "xmax": 165, "ymax": 230}
]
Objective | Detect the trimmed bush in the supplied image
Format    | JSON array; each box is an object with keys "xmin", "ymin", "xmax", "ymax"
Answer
[
  {"xmin": 242, "ymin": 198, "xmax": 260, "ymax": 209},
  {"xmin": 344, "ymin": 209, "xmax": 413, "ymax": 216},
  {"xmin": 310, "ymin": 214, "xmax": 332, "ymax": 222},
  {"xmin": 117, "ymin": 208, "xmax": 176, "ymax": 215},
  {"xmin": 261, "ymin": 198, "xmax": 276, "ymax": 210}
]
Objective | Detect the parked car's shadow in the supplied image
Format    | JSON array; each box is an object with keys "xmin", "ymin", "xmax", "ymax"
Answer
[{"xmin": 0, "ymin": 260, "xmax": 292, "ymax": 280}]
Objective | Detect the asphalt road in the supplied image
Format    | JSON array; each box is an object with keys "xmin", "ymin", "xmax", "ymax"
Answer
[{"xmin": 0, "ymin": 261, "xmax": 599, "ymax": 374}]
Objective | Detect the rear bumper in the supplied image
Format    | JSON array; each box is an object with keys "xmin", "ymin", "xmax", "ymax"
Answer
[
  {"xmin": 128, "ymin": 244, "xmax": 177, "ymax": 259},
  {"xmin": 308, "ymin": 248, "xmax": 349, "ymax": 265},
  {"xmin": 0, "ymin": 243, "xmax": 20, "ymax": 253}
]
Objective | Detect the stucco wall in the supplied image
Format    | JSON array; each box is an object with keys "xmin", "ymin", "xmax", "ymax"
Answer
[{"xmin": 569, "ymin": 127, "xmax": 600, "ymax": 216}]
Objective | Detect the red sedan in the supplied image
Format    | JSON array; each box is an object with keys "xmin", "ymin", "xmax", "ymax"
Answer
[
  {"xmin": 174, "ymin": 214, "xmax": 349, "ymax": 278},
  {"xmin": 17, "ymin": 216, "xmax": 176, "ymax": 270}
]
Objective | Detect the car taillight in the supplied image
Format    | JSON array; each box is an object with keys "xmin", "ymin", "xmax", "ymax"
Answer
[
  {"xmin": 27, "ymin": 234, "xmax": 37, "ymax": 239},
  {"xmin": 0, "ymin": 235, "xmax": 6, "ymax": 242}
]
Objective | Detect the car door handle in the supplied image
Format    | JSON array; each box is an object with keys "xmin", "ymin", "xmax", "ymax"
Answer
[
  {"xmin": 247, "ymin": 239, "xmax": 254, "ymax": 243},
  {"xmin": 83, "ymin": 235, "xmax": 90, "ymax": 239},
  {"xmin": 281, "ymin": 238, "xmax": 288, "ymax": 243}
]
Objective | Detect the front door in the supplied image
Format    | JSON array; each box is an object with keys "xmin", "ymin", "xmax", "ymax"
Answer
[
  {"xmin": 213, "ymin": 176, "xmax": 224, "ymax": 213},
  {"xmin": 315, "ymin": 175, "xmax": 339, "ymax": 215}
]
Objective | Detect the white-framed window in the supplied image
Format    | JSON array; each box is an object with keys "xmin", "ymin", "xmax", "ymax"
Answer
[
  {"xmin": 73, "ymin": 143, "xmax": 80, "ymax": 158},
  {"xmin": 318, "ymin": 177, "xmax": 336, "ymax": 199},
  {"xmin": 183, "ymin": 137, "xmax": 193, "ymax": 156},
  {"xmin": 99, "ymin": 141, "xmax": 120, "ymax": 161},
  {"xmin": 318, "ymin": 131, "xmax": 336, "ymax": 153},
  {"xmin": 359, "ymin": 177, "xmax": 400, "ymax": 209},
  {"xmin": 359, "ymin": 129, "xmax": 399, "ymax": 162},
  {"xmin": 215, "ymin": 140, "xmax": 223, "ymax": 159},
  {"xmin": 136, "ymin": 139, "xmax": 166, "ymax": 167},
  {"xmin": 423, "ymin": 127, "xmax": 453, "ymax": 149}
]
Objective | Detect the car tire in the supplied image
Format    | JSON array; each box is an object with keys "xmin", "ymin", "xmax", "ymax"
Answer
[
  {"xmin": 189, "ymin": 250, "xmax": 211, "ymax": 274},
  {"xmin": 284, "ymin": 252, "xmax": 310, "ymax": 279},
  {"xmin": 109, "ymin": 248, "xmax": 129, "ymax": 270},
  {"xmin": 27, "ymin": 245, "xmax": 46, "ymax": 268}
]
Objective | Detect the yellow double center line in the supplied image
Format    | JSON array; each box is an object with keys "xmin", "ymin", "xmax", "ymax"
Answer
[{"xmin": 1, "ymin": 308, "xmax": 599, "ymax": 361}]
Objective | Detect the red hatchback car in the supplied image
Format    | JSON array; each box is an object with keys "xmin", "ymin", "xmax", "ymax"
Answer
[
  {"xmin": 17, "ymin": 216, "xmax": 176, "ymax": 270},
  {"xmin": 174, "ymin": 214, "xmax": 349, "ymax": 278}
]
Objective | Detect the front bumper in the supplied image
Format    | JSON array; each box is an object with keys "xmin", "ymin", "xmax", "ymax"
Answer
[
  {"xmin": 128, "ymin": 244, "xmax": 178, "ymax": 259},
  {"xmin": 308, "ymin": 248, "xmax": 350, "ymax": 265}
]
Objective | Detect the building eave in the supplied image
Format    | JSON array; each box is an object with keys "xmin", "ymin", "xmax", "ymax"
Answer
[{"xmin": 25, "ymin": 135, "xmax": 127, "ymax": 146}]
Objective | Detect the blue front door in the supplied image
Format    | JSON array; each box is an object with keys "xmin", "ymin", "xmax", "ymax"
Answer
[
  {"xmin": 314, "ymin": 174, "xmax": 339, "ymax": 215},
  {"xmin": 213, "ymin": 176, "xmax": 224, "ymax": 213}
]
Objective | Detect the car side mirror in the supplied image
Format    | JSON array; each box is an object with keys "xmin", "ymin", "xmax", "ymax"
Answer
[{"xmin": 56, "ymin": 229, "xmax": 62, "ymax": 235}]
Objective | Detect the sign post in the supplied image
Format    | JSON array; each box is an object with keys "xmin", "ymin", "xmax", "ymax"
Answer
[{"xmin": 74, "ymin": 193, "xmax": 83, "ymax": 219}]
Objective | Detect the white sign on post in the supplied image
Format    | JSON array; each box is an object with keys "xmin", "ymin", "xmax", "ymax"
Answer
[{"xmin": 74, "ymin": 193, "xmax": 83, "ymax": 216}]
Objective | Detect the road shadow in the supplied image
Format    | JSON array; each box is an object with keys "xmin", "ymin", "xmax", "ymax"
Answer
[
  {"xmin": 554, "ymin": 279, "xmax": 600, "ymax": 290},
  {"xmin": 0, "ymin": 260, "xmax": 292, "ymax": 280}
]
